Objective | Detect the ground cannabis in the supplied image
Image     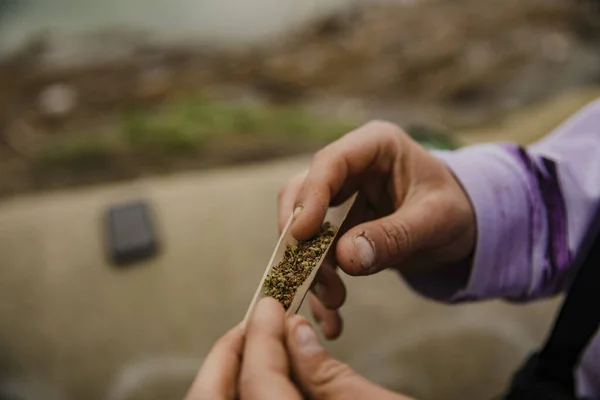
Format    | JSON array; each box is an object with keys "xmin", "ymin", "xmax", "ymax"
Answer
[{"xmin": 263, "ymin": 222, "xmax": 337, "ymax": 310}]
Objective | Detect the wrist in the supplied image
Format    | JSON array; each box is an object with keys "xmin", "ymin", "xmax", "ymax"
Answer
[{"xmin": 427, "ymin": 144, "xmax": 534, "ymax": 301}]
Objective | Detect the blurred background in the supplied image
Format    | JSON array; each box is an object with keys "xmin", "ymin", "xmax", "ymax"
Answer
[{"xmin": 0, "ymin": 0, "xmax": 599, "ymax": 399}]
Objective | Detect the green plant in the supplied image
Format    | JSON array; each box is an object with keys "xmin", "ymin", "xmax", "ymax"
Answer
[{"xmin": 37, "ymin": 133, "xmax": 124, "ymax": 169}]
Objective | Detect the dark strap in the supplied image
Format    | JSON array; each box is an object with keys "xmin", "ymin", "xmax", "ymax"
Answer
[
  {"xmin": 539, "ymin": 232, "xmax": 600, "ymax": 381},
  {"xmin": 540, "ymin": 211, "xmax": 600, "ymax": 382},
  {"xmin": 504, "ymin": 211, "xmax": 600, "ymax": 399}
]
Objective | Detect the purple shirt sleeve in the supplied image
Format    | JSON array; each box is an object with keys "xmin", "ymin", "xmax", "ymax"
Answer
[{"xmin": 403, "ymin": 99, "xmax": 600, "ymax": 303}]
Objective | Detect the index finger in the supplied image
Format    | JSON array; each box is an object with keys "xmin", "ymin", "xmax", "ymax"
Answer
[
  {"xmin": 240, "ymin": 298, "xmax": 302, "ymax": 400},
  {"xmin": 290, "ymin": 121, "xmax": 401, "ymax": 241}
]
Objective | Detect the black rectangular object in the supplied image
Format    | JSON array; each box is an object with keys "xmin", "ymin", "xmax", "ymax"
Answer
[{"xmin": 105, "ymin": 201, "xmax": 159, "ymax": 266}]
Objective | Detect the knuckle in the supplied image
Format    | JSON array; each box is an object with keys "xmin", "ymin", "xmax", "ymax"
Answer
[
  {"xmin": 362, "ymin": 120, "xmax": 406, "ymax": 161},
  {"xmin": 312, "ymin": 146, "xmax": 333, "ymax": 166},
  {"xmin": 380, "ymin": 220, "xmax": 411, "ymax": 258},
  {"xmin": 364, "ymin": 119, "xmax": 403, "ymax": 138}
]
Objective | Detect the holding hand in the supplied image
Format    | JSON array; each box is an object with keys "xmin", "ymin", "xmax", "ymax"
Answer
[
  {"xmin": 186, "ymin": 298, "xmax": 414, "ymax": 400},
  {"xmin": 278, "ymin": 121, "xmax": 476, "ymax": 339}
]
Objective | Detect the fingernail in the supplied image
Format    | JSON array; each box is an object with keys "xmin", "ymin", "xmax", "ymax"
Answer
[
  {"xmin": 296, "ymin": 324, "xmax": 323, "ymax": 354},
  {"xmin": 313, "ymin": 282, "xmax": 326, "ymax": 300},
  {"xmin": 293, "ymin": 206, "xmax": 303, "ymax": 218},
  {"xmin": 353, "ymin": 234, "xmax": 375, "ymax": 269}
]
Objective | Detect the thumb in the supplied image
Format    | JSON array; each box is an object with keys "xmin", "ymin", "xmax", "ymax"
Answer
[
  {"xmin": 286, "ymin": 317, "xmax": 404, "ymax": 400},
  {"xmin": 336, "ymin": 197, "xmax": 436, "ymax": 275}
]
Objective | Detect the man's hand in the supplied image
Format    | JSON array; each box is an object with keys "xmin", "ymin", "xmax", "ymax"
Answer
[
  {"xmin": 278, "ymin": 121, "xmax": 476, "ymax": 339},
  {"xmin": 186, "ymin": 298, "xmax": 414, "ymax": 399}
]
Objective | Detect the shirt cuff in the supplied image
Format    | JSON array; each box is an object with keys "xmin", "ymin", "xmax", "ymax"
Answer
[{"xmin": 402, "ymin": 145, "xmax": 533, "ymax": 302}]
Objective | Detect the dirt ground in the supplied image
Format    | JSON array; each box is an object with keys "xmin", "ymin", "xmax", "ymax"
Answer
[{"xmin": 1, "ymin": 0, "xmax": 600, "ymax": 196}]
